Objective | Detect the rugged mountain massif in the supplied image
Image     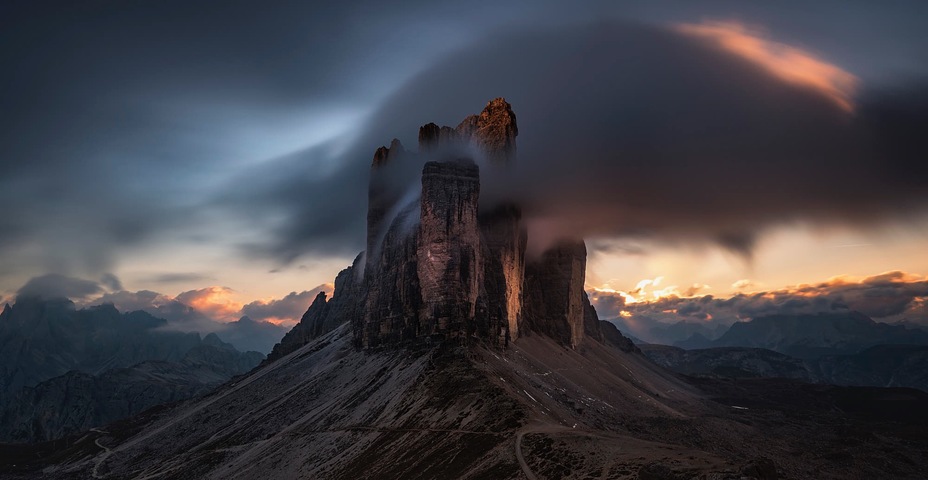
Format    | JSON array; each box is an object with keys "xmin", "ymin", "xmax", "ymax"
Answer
[
  {"xmin": 608, "ymin": 318, "xmax": 728, "ymax": 347},
  {"xmin": 7, "ymin": 99, "xmax": 928, "ymax": 479},
  {"xmin": 0, "ymin": 298, "xmax": 263, "ymax": 444},
  {"xmin": 270, "ymin": 98, "xmax": 600, "ymax": 362},
  {"xmin": 0, "ymin": 334, "xmax": 262, "ymax": 443},
  {"xmin": 672, "ymin": 312, "xmax": 928, "ymax": 358},
  {"xmin": 641, "ymin": 344, "xmax": 928, "ymax": 392}
]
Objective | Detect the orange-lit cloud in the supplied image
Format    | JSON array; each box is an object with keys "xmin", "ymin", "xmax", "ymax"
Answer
[
  {"xmin": 677, "ymin": 21, "xmax": 858, "ymax": 112},
  {"xmin": 593, "ymin": 270, "xmax": 928, "ymax": 344},
  {"xmin": 92, "ymin": 283, "xmax": 332, "ymax": 327},
  {"xmin": 241, "ymin": 283, "xmax": 333, "ymax": 326},
  {"xmin": 175, "ymin": 286, "xmax": 245, "ymax": 323},
  {"xmin": 591, "ymin": 276, "xmax": 710, "ymax": 307},
  {"xmin": 593, "ymin": 270, "xmax": 928, "ymax": 328}
]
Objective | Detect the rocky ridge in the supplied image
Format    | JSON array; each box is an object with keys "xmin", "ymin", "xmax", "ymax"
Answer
[
  {"xmin": 640, "ymin": 343, "xmax": 928, "ymax": 392},
  {"xmin": 0, "ymin": 334, "xmax": 262, "ymax": 443},
  {"xmin": 678, "ymin": 312, "xmax": 928, "ymax": 358},
  {"xmin": 0, "ymin": 299, "xmax": 264, "ymax": 443}
]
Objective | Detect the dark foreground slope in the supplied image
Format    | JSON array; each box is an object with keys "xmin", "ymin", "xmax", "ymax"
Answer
[
  {"xmin": 4, "ymin": 324, "xmax": 707, "ymax": 480},
  {"xmin": 5, "ymin": 325, "xmax": 928, "ymax": 479}
]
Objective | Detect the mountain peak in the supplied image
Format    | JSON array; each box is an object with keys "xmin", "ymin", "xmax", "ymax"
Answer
[
  {"xmin": 202, "ymin": 332, "xmax": 226, "ymax": 347},
  {"xmin": 472, "ymin": 97, "xmax": 518, "ymax": 164},
  {"xmin": 269, "ymin": 99, "xmax": 624, "ymax": 354},
  {"xmin": 372, "ymin": 138, "xmax": 405, "ymax": 167}
]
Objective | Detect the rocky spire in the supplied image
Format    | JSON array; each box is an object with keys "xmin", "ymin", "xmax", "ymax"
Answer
[
  {"xmin": 459, "ymin": 97, "xmax": 518, "ymax": 164},
  {"xmin": 266, "ymin": 291, "xmax": 329, "ymax": 362},
  {"xmin": 272, "ymin": 98, "xmax": 638, "ymax": 354}
]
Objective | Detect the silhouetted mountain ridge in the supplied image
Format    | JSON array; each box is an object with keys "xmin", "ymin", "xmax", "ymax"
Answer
[
  {"xmin": 641, "ymin": 343, "xmax": 928, "ymax": 392},
  {"xmin": 0, "ymin": 297, "xmax": 264, "ymax": 443},
  {"xmin": 710, "ymin": 311, "xmax": 928, "ymax": 358}
]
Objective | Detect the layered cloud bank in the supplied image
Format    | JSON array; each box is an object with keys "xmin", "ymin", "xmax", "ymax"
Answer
[
  {"xmin": 9, "ymin": 273, "xmax": 332, "ymax": 353},
  {"xmin": 589, "ymin": 271, "xmax": 928, "ymax": 333}
]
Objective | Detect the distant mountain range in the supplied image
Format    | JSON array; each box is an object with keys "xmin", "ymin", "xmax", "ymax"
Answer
[
  {"xmin": 625, "ymin": 311, "xmax": 928, "ymax": 392},
  {"xmin": 641, "ymin": 344, "xmax": 928, "ymax": 392},
  {"xmin": 0, "ymin": 297, "xmax": 263, "ymax": 443},
  {"xmin": 610, "ymin": 312, "xmax": 928, "ymax": 357},
  {"xmin": 608, "ymin": 317, "xmax": 727, "ymax": 346},
  {"xmin": 672, "ymin": 312, "xmax": 928, "ymax": 358}
]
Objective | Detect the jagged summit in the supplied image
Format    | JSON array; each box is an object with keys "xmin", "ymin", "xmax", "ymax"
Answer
[
  {"xmin": 467, "ymin": 97, "xmax": 519, "ymax": 163},
  {"xmin": 417, "ymin": 97, "xmax": 518, "ymax": 163}
]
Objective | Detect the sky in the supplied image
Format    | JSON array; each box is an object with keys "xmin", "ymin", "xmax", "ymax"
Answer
[{"xmin": 2, "ymin": 0, "xmax": 927, "ymax": 327}]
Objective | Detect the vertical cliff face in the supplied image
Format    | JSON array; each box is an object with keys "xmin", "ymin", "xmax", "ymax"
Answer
[
  {"xmin": 480, "ymin": 205, "xmax": 526, "ymax": 345},
  {"xmin": 272, "ymin": 97, "xmax": 635, "ymax": 354},
  {"xmin": 582, "ymin": 290, "xmax": 604, "ymax": 342},
  {"xmin": 417, "ymin": 160, "xmax": 483, "ymax": 340},
  {"xmin": 366, "ymin": 138, "xmax": 408, "ymax": 274},
  {"xmin": 361, "ymin": 199, "xmax": 421, "ymax": 348},
  {"xmin": 362, "ymin": 98, "xmax": 521, "ymax": 346},
  {"xmin": 522, "ymin": 240, "xmax": 588, "ymax": 348}
]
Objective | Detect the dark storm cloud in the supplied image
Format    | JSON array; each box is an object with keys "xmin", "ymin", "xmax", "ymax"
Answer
[
  {"xmin": 142, "ymin": 273, "xmax": 215, "ymax": 285},
  {"xmin": 214, "ymin": 143, "xmax": 372, "ymax": 262},
  {"xmin": 16, "ymin": 274, "xmax": 103, "ymax": 300},
  {"xmin": 96, "ymin": 290, "xmax": 178, "ymax": 316},
  {"xmin": 226, "ymin": 20, "xmax": 928, "ymax": 261},
  {"xmin": 99, "ymin": 273, "xmax": 123, "ymax": 292},
  {"xmin": 0, "ymin": 0, "xmax": 473, "ymax": 277},
  {"xmin": 3, "ymin": 0, "xmax": 927, "ymax": 282}
]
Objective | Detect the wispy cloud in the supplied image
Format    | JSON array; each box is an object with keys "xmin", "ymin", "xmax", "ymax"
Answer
[{"xmin": 677, "ymin": 21, "xmax": 858, "ymax": 111}]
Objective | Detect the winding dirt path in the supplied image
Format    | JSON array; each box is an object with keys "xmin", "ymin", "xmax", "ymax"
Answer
[
  {"xmin": 514, "ymin": 430, "xmax": 538, "ymax": 480},
  {"xmin": 90, "ymin": 428, "xmax": 112, "ymax": 479}
]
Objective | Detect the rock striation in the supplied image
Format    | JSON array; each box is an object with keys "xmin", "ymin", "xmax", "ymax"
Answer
[
  {"xmin": 416, "ymin": 160, "xmax": 483, "ymax": 341},
  {"xmin": 273, "ymin": 98, "xmax": 633, "ymax": 353}
]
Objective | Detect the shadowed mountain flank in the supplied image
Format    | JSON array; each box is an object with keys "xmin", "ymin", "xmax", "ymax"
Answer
[{"xmin": 0, "ymin": 299, "xmax": 263, "ymax": 444}]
